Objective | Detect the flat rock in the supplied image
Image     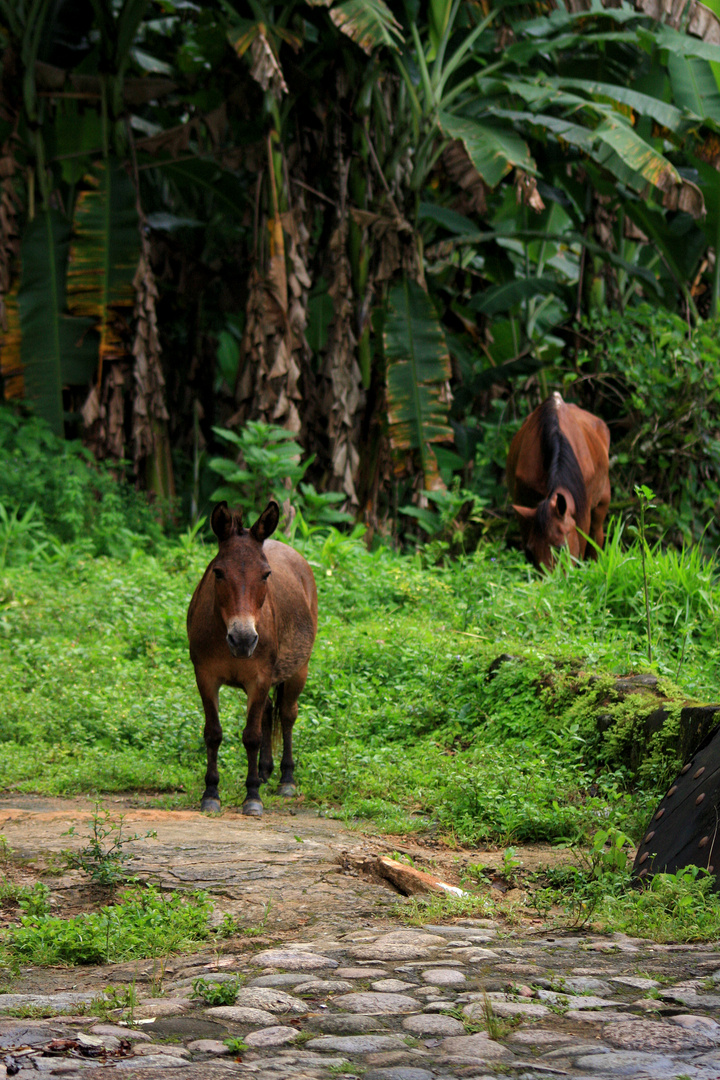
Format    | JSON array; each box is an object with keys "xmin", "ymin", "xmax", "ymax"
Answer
[
  {"xmin": 244, "ymin": 1025, "xmax": 297, "ymax": 1048},
  {"xmin": 420, "ymin": 968, "xmax": 465, "ymax": 986},
  {"xmin": 0, "ymin": 993, "xmax": 97, "ymax": 1014},
  {"xmin": 335, "ymin": 968, "xmax": 389, "ymax": 979},
  {"xmin": 249, "ymin": 973, "xmax": 308, "ymax": 988},
  {"xmin": 332, "ymin": 992, "xmax": 419, "ymax": 1014},
  {"xmin": 538, "ymin": 976, "xmax": 614, "ymax": 996},
  {"xmin": 0, "ymin": 1022, "xmax": 68, "ymax": 1048},
  {"xmin": 603, "ymin": 1017, "xmax": 717, "ymax": 1051},
  {"xmin": 115, "ymin": 1054, "xmax": 191, "ymax": 1068},
  {"xmin": 401, "ymin": 1013, "xmax": 465, "ymax": 1036},
  {"xmin": 133, "ymin": 998, "xmax": 194, "ymax": 1019},
  {"xmin": 509, "ymin": 1029, "xmax": 577, "ymax": 1046},
  {"xmin": 349, "ymin": 945, "xmax": 436, "ymax": 961},
  {"xmin": 252, "ymin": 949, "xmax": 338, "ymax": 970},
  {"xmin": 573, "ymin": 1049, "xmax": 678, "ymax": 1076},
  {"xmin": 185, "ymin": 1039, "xmax": 232, "ymax": 1053},
  {"xmin": 422, "ymin": 925, "xmax": 495, "ymax": 940},
  {"xmin": 375, "ymin": 931, "xmax": 448, "ymax": 947},
  {"xmin": 90, "ymin": 1024, "xmax": 152, "ymax": 1042},
  {"xmin": 371, "ymin": 980, "xmax": 417, "ymax": 993},
  {"xmin": 464, "ymin": 999, "xmax": 549, "ymax": 1019},
  {"xmin": 204, "ymin": 1005, "xmax": 277, "ymax": 1025},
  {"xmin": 306, "ymin": 1014, "xmax": 388, "ymax": 1034},
  {"xmin": 670, "ymin": 1013, "xmax": 720, "ymax": 1036},
  {"xmin": 610, "ymin": 976, "xmax": 659, "ymax": 990},
  {"xmin": 565, "ymin": 1009, "xmax": 634, "ymax": 1023},
  {"xmin": 291, "ymin": 979, "xmax": 354, "ymax": 993},
  {"xmin": 132, "ymin": 1044, "xmax": 191, "ymax": 1056},
  {"xmin": 305, "ymin": 1034, "xmax": 408, "ymax": 1053},
  {"xmin": 232, "ymin": 987, "xmax": 307, "ymax": 1014},
  {"xmin": 364, "ymin": 1070, "xmax": 434, "ymax": 1080},
  {"xmin": 535, "ymin": 989, "xmax": 618, "ymax": 1009},
  {"xmin": 436, "ymin": 1031, "xmax": 514, "ymax": 1063}
]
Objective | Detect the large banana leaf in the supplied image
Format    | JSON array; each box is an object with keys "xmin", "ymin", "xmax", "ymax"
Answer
[
  {"xmin": 438, "ymin": 112, "xmax": 535, "ymax": 187},
  {"xmin": 13, "ymin": 211, "xmax": 96, "ymax": 434},
  {"xmin": 666, "ymin": 52, "xmax": 720, "ymax": 122},
  {"xmin": 66, "ymin": 159, "xmax": 140, "ymax": 383},
  {"xmin": 323, "ymin": 0, "xmax": 403, "ymax": 53},
  {"xmin": 384, "ymin": 276, "xmax": 452, "ymax": 491}
]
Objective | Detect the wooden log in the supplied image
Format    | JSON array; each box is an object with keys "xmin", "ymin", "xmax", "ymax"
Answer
[{"xmin": 375, "ymin": 856, "xmax": 468, "ymax": 898}]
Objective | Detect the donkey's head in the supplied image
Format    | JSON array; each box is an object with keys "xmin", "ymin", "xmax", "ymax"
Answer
[
  {"xmin": 513, "ymin": 488, "xmax": 579, "ymax": 571},
  {"xmin": 210, "ymin": 501, "xmax": 280, "ymax": 657}
]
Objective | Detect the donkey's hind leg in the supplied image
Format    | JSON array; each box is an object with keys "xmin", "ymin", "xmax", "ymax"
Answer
[
  {"xmin": 258, "ymin": 698, "xmax": 274, "ymax": 784},
  {"xmin": 277, "ymin": 665, "xmax": 308, "ymax": 797}
]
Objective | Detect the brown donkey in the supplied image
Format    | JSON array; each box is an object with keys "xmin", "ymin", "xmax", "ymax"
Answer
[
  {"xmin": 506, "ymin": 393, "xmax": 611, "ymax": 571},
  {"xmin": 187, "ymin": 501, "xmax": 318, "ymax": 816}
]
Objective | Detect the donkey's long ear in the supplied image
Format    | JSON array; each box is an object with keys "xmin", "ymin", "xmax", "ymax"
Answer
[
  {"xmin": 211, "ymin": 502, "xmax": 242, "ymax": 542},
  {"xmin": 251, "ymin": 501, "xmax": 280, "ymax": 543},
  {"xmin": 512, "ymin": 504, "xmax": 537, "ymax": 521}
]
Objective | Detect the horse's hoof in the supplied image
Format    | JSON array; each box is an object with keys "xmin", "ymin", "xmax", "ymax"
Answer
[
  {"xmin": 242, "ymin": 799, "xmax": 263, "ymax": 817},
  {"xmin": 278, "ymin": 783, "xmax": 297, "ymax": 798},
  {"xmin": 201, "ymin": 797, "xmax": 221, "ymax": 814}
]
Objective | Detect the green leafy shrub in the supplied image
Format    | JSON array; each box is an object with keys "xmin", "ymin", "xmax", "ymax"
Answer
[
  {"xmin": 192, "ymin": 976, "xmax": 240, "ymax": 1005},
  {"xmin": 573, "ymin": 306, "xmax": 720, "ymax": 549},
  {"xmin": 0, "ymin": 405, "xmax": 165, "ymax": 557},
  {"xmin": 209, "ymin": 420, "xmax": 352, "ymax": 532}
]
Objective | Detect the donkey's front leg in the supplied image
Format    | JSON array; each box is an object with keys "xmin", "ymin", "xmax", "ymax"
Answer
[
  {"xmin": 197, "ymin": 675, "xmax": 222, "ymax": 813},
  {"xmin": 242, "ymin": 684, "xmax": 270, "ymax": 817}
]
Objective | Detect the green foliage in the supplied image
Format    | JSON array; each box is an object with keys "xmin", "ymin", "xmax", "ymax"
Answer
[
  {"xmin": 574, "ymin": 307, "xmax": 720, "ymax": 549},
  {"xmin": 0, "ymin": 405, "xmax": 164, "ymax": 557},
  {"xmin": 62, "ymin": 804, "xmax": 157, "ymax": 888},
  {"xmin": 192, "ymin": 976, "xmax": 240, "ymax": 1005},
  {"xmin": 2, "ymin": 885, "xmax": 212, "ymax": 965},
  {"xmin": 208, "ymin": 421, "xmax": 352, "ymax": 532}
]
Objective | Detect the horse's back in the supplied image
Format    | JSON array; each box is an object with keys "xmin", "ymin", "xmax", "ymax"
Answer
[{"xmin": 507, "ymin": 398, "xmax": 609, "ymax": 498}]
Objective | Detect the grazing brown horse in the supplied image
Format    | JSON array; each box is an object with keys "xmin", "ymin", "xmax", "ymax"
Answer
[
  {"xmin": 506, "ymin": 393, "xmax": 610, "ymax": 571},
  {"xmin": 187, "ymin": 501, "xmax": 318, "ymax": 816}
]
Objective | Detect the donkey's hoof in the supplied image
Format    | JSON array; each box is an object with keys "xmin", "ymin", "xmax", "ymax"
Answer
[
  {"xmin": 278, "ymin": 783, "xmax": 297, "ymax": 798},
  {"xmin": 201, "ymin": 797, "xmax": 221, "ymax": 814},
  {"xmin": 242, "ymin": 799, "xmax": 263, "ymax": 817}
]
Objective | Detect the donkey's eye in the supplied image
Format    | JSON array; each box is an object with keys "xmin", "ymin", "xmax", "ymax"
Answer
[
  {"xmin": 213, "ymin": 567, "xmax": 225, "ymax": 580},
  {"xmin": 262, "ymin": 571, "xmax": 271, "ymax": 581}
]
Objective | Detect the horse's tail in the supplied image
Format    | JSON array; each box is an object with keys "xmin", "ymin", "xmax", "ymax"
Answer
[{"xmin": 272, "ymin": 682, "xmax": 284, "ymax": 755}]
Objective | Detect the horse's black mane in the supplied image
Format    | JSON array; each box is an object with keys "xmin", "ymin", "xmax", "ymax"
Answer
[{"xmin": 535, "ymin": 396, "xmax": 587, "ymax": 528}]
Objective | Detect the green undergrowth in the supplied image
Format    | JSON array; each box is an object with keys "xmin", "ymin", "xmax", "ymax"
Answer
[
  {"xmin": 0, "ymin": 885, "xmax": 212, "ymax": 966},
  {"xmin": 0, "ymin": 520, "xmax": 719, "ymax": 848}
]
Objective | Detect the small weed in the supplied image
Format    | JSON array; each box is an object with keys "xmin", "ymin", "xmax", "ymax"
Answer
[
  {"xmin": 294, "ymin": 1030, "xmax": 313, "ymax": 1047},
  {"xmin": 242, "ymin": 901, "xmax": 272, "ymax": 936},
  {"xmin": 192, "ymin": 976, "xmax": 240, "ymax": 1006},
  {"xmin": 0, "ymin": 835, "xmax": 11, "ymax": 868},
  {"xmin": 90, "ymin": 984, "xmax": 138, "ymax": 1022},
  {"xmin": 63, "ymin": 803, "xmax": 157, "ymax": 888},
  {"xmin": 224, "ymin": 1036, "xmax": 249, "ymax": 1054},
  {"xmin": 0, "ymin": 879, "xmax": 51, "ymax": 918}
]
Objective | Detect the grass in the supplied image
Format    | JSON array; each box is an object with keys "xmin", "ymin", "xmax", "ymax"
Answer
[
  {"xmin": 0, "ymin": 521, "xmax": 719, "ymax": 849},
  {"xmin": 3, "ymin": 519, "xmax": 720, "ymax": 941}
]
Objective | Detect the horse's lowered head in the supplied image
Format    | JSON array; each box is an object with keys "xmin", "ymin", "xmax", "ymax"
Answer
[
  {"xmin": 209, "ymin": 500, "xmax": 280, "ymax": 658},
  {"xmin": 513, "ymin": 487, "xmax": 579, "ymax": 571}
]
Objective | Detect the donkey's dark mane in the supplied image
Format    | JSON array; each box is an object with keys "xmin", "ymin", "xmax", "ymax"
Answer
[{"xmin": 535, "ymin": 397, "xmax": 587, "ymax": 529}]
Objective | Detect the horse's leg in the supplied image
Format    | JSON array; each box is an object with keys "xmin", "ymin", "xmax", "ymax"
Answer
[
  {"xmin": 258, "ymin": 699, "xmax": 274, "ymax": 784},
  {"xmin": 242, "ymin": 682, "xmax": 271, "ymax": 817},
  {"xmin": 196, "ymin": 673, "xmax": 222, "ymax": 813},
  {"xmin": 587, "ymin": 480, "xmax": 611, "ymax": 558},
  {"xmin": 277, "ymin": 665, "xmax": 308, "ymax": 798}
]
